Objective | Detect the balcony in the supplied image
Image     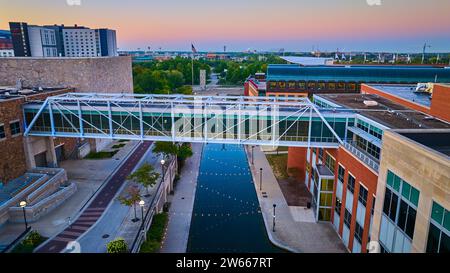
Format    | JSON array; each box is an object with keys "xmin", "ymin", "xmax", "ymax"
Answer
[{"xmin": 343, "ymin": 141, "xmax": 380, "ymax": 172}]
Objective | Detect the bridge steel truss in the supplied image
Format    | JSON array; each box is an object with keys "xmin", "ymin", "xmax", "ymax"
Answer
[{"xmin": 23, "ymin": 93, "xmax": 352, "ymax": 148}]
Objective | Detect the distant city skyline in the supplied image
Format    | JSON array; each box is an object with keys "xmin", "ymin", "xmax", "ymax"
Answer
[{"xmin": 1, "ymin": 0, "xmax": 450, "ymax": 53}]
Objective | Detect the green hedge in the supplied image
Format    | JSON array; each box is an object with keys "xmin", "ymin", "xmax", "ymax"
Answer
[
  {"xmin": 11, "ymin": 231, "xmax": 47, "ymax": 253},
  {"xmin": 140, "ymin": 212, "xmax": 168, "ymax": 253},
  {"xmin": 85, "ymin": 150, "xmax": 118, "ymax": 159}
]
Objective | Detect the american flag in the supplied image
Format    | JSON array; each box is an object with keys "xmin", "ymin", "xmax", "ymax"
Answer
[{"xmin": 191, "ymin": 44, "xmax": 197, "ymax": 54}]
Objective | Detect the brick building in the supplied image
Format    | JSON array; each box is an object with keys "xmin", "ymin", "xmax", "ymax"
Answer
[
  {"xmin": 286, "ymin": 83, "xmax": 450, "ymax": 253},
  {"xmin": 0, "ymin": 87, "xmax": 77, "ymax": 183}
]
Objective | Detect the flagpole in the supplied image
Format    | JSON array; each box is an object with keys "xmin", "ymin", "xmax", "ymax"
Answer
[{"xmin": 192, "ymin": 53, "xmax": 194, "ymax": 87}]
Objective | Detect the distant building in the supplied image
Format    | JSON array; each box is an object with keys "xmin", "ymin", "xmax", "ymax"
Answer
[
  {"xmin": 9, "ymin": 22, "xmax": 118, "ymax": 57},
  {"xmin": 0, "ymin": 49, "xmax": 14, "ymax": 58},
  {"xmin": 281, "ymin": 56, "xmax": 335, "ymax": 66},
  {"xmin": 0, "ymin": 30, "xmax": 13, "ymax": 50},
  {"xmin": 246, "ymin": 64, "xmax": 450, "ymax": 98}
]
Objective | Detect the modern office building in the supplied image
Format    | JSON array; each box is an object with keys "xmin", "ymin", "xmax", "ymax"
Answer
[
  {"xmin": 287, "ymin": 83, "xmax": 450, "ymax": 253},
  {"xmin": 9, "ymin": 22, "xmax": 117, "ymax": 57},
  {"xmin": 245, "ymin": 64, "xmax": 450, "ymax": 98},
  {"xmin": 0, "ymin": 30, "xmax": 12, "ymax": 50},
  {"xmin": 9, "ymin": 22, "xmax": 58, "ymax": 57},
  {"xmin": 371, "ymin": 129, "xmax": 449, "ymax": 253}
]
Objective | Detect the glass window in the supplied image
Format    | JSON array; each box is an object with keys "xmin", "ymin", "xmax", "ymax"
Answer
[
  {"xmin": 321, "ymin": 179, "xmax": 334, "ymax": 192},
  {"xmin": 338, "ymin": 165, "xmax": 345, "ymax": 182},
  {"xmin": 347, "ymin": 174, "xmax": 355, "ymax": 193},
  {"xmin": 0, "ymin": 124, "xmax": 5, "ymax": 139},
  {"xmin": 10, "ymin": 121, "xmax": 21, "ymax": 136},
  {"xmin": 325, "ymin": 154, "xmax": 335, "ymax": 172},
  {"xmin": 335, "ymin": 197, "xmax": 342, "ymax": 215},
  {"xmin": 298, "ymin": 81, "xmax": 306, "ymax": 90},
  {"xmin": 344, "ymin": 209, "xmax": 352, "ymax": 228},
  {"xmin": 288, "ymin": 81, "xmax": 296, "ymax": 89},
  {"xmin": 307, "ymin": 81, "xmax": 316, "ymax": 90},
  {"xmin": 355, "ymin": 222, "xmax": 364, "ymax": 244},
  {"xmin": 318, "ymin": 148, "xmax": 324, "ymax": 162},
  {"xmin": 358, "ymin": 185, "xmax": 368, "ymax": 207},
  {"xmin": 278, "ymin": 81, "xmax": 286, "ymax": 89}
]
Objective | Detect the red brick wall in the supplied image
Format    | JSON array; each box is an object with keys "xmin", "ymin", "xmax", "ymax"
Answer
[
  {"xmin": 430, "ymin": 84, "xmax": 450, "ymax": 123},
  {"xmin": 0, "ymin": 88, "xmax": 74, "ymax": 183},
  {"xmin": 335, "ymin": 147, "xmax": 378, "ymax": 252},
  {"xmin": 287, "ymin": 147, "xmax": 307, "ymax": 180}
]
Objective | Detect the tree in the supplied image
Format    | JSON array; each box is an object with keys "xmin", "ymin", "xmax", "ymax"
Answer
[
  {"xmin": 152, "ymin": 141, "xmax": 178, "ymax": 158},
  {"xmin": 177, "ymin": 143, "xmax": 193, "ymax": 161},
  {"xmin": 107, "ymin": 238, "xmax": 128, "ymax": 253},
  {"xmin": 118, "ymin": 185, "xmax": 142, "ymax": 222},
  {"xmin": 128, "ymin": 163, "xmax": 160, "ymax": 197}
]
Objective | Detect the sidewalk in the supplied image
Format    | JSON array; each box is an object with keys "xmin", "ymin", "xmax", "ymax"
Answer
[
  {"xmin": 246, "ymin": 146, "xmax": 347, "ymax": 253},
  {"xmin": 0, "ymin": 140, "xmax": 138, "ymax": 246},
  {"xmin": 160, "ymin": 143, "xmax": 203, "ymax": 253},
  {"xmin": 76, "ymin": 145, "xmax": 163, "ymax": 253},
  {"xmin": 35, "ymin": 141, "xmax": 152, "ymax": 253}
]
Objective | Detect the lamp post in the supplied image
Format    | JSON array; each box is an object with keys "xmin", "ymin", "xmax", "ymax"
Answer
[
  {"xmin": 19, "ymin": 201, "xmax": 28, "ymax": 230},
  {"xmin": 160, "ymin": 159, "xmax": 166, "ymax": 181},
  {"xmin": 251, "ymin": 145, "xmax": 255, "ymax": 165},
  {"xmin": 139, "ymin": 200, "xmax": 145, "ymax": 231},
  {"xmin": 273, "ymin": 204, "xmax": 277, "ymax": 232},
  {"xmin": 259, "ymin": 168, "xmax": 263, "ymax": 191}
]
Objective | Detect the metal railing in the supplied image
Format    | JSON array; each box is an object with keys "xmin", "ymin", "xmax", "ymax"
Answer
[
  {"xmin": 130, "ymin": 156, "xmax": 177, "ymax": 253},
  {"xmin": 343, "ymin": 141, "xmax": 380, "ymax": 172}
]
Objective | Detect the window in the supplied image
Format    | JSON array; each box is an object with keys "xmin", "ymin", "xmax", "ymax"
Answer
[
  {"xmin": 0, "ymin": 124, "xmax": 5, "ymax": 139},
  {"xmin": 325, "ymin": 153, "xmax": 335, "ymax": 172},
  {"xmin": 278, "ymin": 81, "xmax": 286, "ymax": 89},
  {"xmin": 338, "ymin": 165, "xmax": 345, "ymax": 182},
  {"xmin": 10, "ymin": 121, "xmax": 21, "ymax": 136},
  {"xmin": 347, "ymin": 174, "xmax": 355, "ymax": 193},
  {"xmin": 344, "ymin": 209, "xmax": 352, "ymax": 228},
  {"xmin": 383, "ymin": 187, "xmax": 398, "ymax": 222},
  {"xmin": 318, "ymin": 148, "xmax": 324, "ymax": 162},
  {"xmin": 371, "ymin": 197, "xmax": 376, "ymax": 215},
  {"xmin": 426, "ymin": 201, "xmax": 450, "ymax": 253},
  {"xmin": 358, "ymin": 185, "xmax": 368, "ymax": 207},
  {"xmin": 288, "ymin": 81, "xmax": 296, "ymax": 89},
  {"xmin": 335, "ymin": 197, "xmax": 342, "ymax": 216},
  {"xmin": 355, "ymin": 222, "xmax": 364, "ymax": 244}
]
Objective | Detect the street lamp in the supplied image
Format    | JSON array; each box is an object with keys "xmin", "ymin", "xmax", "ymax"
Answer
[
  {"xmin": 19, "ymin": 201, "xmax": 28, "ymax": 230},
  {"xmin": 160, "ymin": 159, "xmax": 166, "ymax": 181},
  {"xmin": 273, "ymin": 204, "xmax": 277, "ymax": 232},
  {"xmin": 139, "ymin": 200, "xmax": 145, "ymax": 230},
  {"xmin": 259, "ymin": 168, "xmax": 263, "ymax": 191},
  {"xmin": 251, "ymin": 145, "xmax": 255, "ymax": 165}
]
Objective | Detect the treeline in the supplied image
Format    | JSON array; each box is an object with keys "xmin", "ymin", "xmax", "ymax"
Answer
[
  {"xmin": 212, "ymin": 55, "xmax": 286, "ymax": 85},
  {"xmin": 133, "ymin": 57, "xmax": 211, "ymax": 94}
]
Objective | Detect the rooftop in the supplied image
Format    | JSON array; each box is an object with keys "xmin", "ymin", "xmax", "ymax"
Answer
[
  {"xmin": 316, "ymin": 93, "xmax": 450, "ymax": 130},
  {"xmin": 267, "ymin": 64, "xmax": 450, "ymax": 83},
  {"xmin": 280, "ymin": 56, "xmax": 334, "ymax": 66},
  {"xmin": 399, "ymin": 130, "xmax": 450, "ymax": 157},
  {"xmin": 0, "ymin": 86, "xmax": 70, "ymax": 102},
  {"xmin": 367, "ymin": 84, "xmax": 432, "ymax": 107}
]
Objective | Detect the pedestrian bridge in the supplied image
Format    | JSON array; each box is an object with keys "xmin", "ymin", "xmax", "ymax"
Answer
[{"xmin": 23, "ymin": 93, "xmax": 354, "ymax": 148}]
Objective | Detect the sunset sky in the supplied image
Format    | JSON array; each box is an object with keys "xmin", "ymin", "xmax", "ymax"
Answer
[{"xmin": 1, "ymin": 0, "xmax": 450, "ymax": 52}]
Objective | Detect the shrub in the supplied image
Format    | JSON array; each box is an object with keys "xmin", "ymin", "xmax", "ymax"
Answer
[
  {"xmin": 106, "ymin": 238, "xmax": 128, "ymax": 253},
  {"xmin": 23, "ymin": 231, "xmax": 44, "ymax": 246},
  {"xmin": 139, "ymin": 213, "xmax": 168, "ymax": 253},
  {"xmin": 11, "ymin": 231, "xmax": 47, "ymax": 253}
]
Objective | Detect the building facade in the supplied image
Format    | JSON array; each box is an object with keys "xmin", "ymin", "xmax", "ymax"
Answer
[
  {"xmin": 287, "ymin": 83, "xmax": 450, "ymax": 253},
  {"xmin": 371, "ymin": 130, "xmax": 449, "ymax": 253},
  {"xmin": 246, "ymin": 64, "xmax": 450, "ymax": 98},
  {"xmin": 9, "ymin": 22, "xmax": 118, "ymax": 58}
]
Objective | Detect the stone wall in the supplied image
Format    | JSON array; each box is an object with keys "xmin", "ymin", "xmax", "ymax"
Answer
[{"xmin": 0, "ymin": 56, "xmax": 133, "ymax": 93}]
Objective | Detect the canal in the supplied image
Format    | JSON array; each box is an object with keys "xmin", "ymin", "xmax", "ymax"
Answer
[{"xmin": 187, "ymin": 143, "xmax": 283, "ymax": 253}]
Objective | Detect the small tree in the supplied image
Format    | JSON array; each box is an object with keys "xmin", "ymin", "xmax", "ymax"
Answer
[
  {"xmin": 128, "ymin": 163, "xmax": 160, "ymax": 197},
  {"xmin": 118, "ymin": 185, "xmax": 142, "ymax": 222},
  {"xmin": 152, "ymin": 141, "xmax": 177, "ymax": 158},
  {"xmin": 107, "ymin": 238, "xmax": 128, "ymax": 253}
]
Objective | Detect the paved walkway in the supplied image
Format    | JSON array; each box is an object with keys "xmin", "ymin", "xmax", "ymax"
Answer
[
  {"xmin": 246, "ymin": 146, "xmax": 347, "ymax": 253},
  {"xmin": 77, "ymin": 147, "xmax": 163, "ymax": 253},
  {"xmin": 160, "ymin": 143, "xmax": 203, "ymax": 253},
  {"xmin": 0, "ymin": 140, "xmax": 138, "ymax": 246},
  {"xmin": 35, "ymin": 141, "xmax": 152, "ymax": 253}
]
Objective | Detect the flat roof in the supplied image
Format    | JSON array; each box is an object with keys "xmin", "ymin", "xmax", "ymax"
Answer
[
  {"xmin": 0, "ymin": 86, "xmax": 69, "ymax": 102},
  {"xmin": 267, "ymin": 64, "xmax": 450, "ymax": 83},
  {"xmin": 280, "ymin": 56, "xmax": 334, "ymax": 66},
  {"xmin": 399, "ymin": 131, "xmax": 450, "ymax": 157},
  {"xmin": 367, "ymin": 84, "xmax": 431, "ymax": 107},
  {"xmin": 316, "ymin": 93, "xmax": 450, "ymax": 130}
]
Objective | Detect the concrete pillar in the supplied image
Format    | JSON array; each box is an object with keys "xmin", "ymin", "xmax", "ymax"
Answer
[
  {"xmin": 45, "ymin": 137, "xmax": 58, "ymax": 167},
  {"xmin": 23, "ymin": 136, "xmax": 36, "ymax": 170}
]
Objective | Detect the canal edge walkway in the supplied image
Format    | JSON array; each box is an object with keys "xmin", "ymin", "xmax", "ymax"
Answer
[
  {"xmin": 160, "ymin": 143, "xmax": 203, "ymax": 253},
  {"xmin": 245, "ymin": 145, "xmax": 347, "ymax": 253}
]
